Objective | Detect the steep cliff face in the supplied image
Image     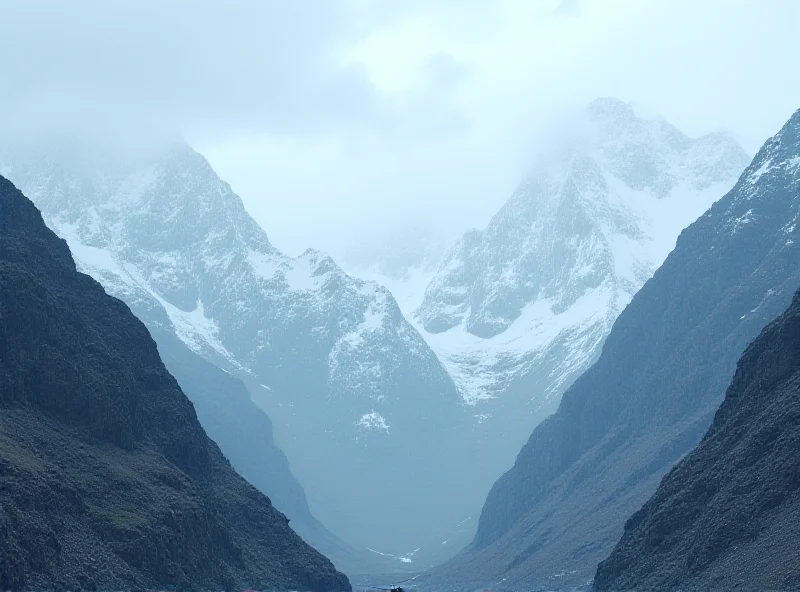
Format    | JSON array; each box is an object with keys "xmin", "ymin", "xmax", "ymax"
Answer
[
  {"xmin": 0, "ymin": 174, "xmax": 350, "ymax": 592},
  {"xmin": 595, "ymin": 289, "xmax": 800, "ymax": 592},
  {"xmin": 424, "ymin": 109, "xmax": 800, "ymax": 590},
  {"xmin": 0, "ymin": 139, "xmax": 473, "ymax": 557}
]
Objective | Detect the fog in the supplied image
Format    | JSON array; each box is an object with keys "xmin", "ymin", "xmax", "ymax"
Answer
[
  {"xmin": 2, "ymin": 0, "xmax": 798, "ymax": 257},
  {"xmin": 3, "ymin": 3, "xmax": 800, "ymax": 585}
]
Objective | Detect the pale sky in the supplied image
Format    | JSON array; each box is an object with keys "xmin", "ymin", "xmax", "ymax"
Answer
[{"xmin": 2, "ymin": 0, "xmax": 798, "ymax": 258}]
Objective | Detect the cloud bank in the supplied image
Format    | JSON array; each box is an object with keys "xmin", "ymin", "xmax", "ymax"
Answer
[{"xmin": 2, "ymin": 0, "xmax": 797, "ymax": 256}]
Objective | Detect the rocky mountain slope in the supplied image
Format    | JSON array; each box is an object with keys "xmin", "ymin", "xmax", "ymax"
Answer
[
  {"xmin": 422, "ymin": 107, "xmax": 800, "ymax": 590},
  {"xmin": 0, "ymin": 174, "xmax": 350, "ymax": 591},
  {"xmin": 152, "ymin": 329, "xmax": 387, "ymax": 576},
  {"xmin": 595, "ymin": 288, "xmax": 800, "ymax": 592},
  {"xmin": 0, "ymin": 138, "xmax": 377, "ymax": 572},
  {"xmin": 344, "ymin": 98, "xmax": 751, "ymax": 556},
  {"xmin": 418, "ymin": 97, "xmax": 748, "ymax": 403},
  {"xmin": 383, "ymin": 99, "xmax": 751, "ymax": 536},
  {"xmin": 0, "ymin": 139, "xmax": 474, "ymax": 560}
]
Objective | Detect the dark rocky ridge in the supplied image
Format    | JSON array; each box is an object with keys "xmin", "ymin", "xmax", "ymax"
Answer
[
  {"xmin": 423, "ymin": 109, "xmax": 800, "ymax": 590},
  {"xmin": 594, "ymin": 288, "xmax": 800, "ymax": 592},
  {"xmin": 0, "ymin": 174, "xmax": 350, "ymax": 591}
]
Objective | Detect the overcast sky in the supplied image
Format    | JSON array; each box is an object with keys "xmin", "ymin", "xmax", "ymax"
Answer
[{"xmin": 2, "ymin": 0, "xmax": 798, "ymax": 258}]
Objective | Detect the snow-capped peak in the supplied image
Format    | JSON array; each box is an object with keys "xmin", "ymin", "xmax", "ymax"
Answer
[
  {"xmin": 418, "ymin": 98, "xmax": 750, "ymax": 340},
  {"xmin": 405, "ymin": 98, "xmax": 750, "ymax": 431},
  {"xmin": 0, "ymin": 136, "xmax": 477, "ymax": 558}
]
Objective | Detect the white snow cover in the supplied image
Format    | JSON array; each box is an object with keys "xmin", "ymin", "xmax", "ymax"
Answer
[
  {"xmin": 0, "ymin": 140, "xmax": 477, "ymax": 559},
  {"xmin": 53, "ymin": 220, "xmax": 248, "ymax": 372},
  {"xmin": 4, "ymin": 142, "xmax": 429, "ymax": 399},
  {"xmin": 354, "ymin": 411, "xmax": 390, "ymax": 433},
  {"xmin": 355, "ymin": 99, "xmax": 752, "ymax": 411},
  {"xmin": 422, "ymin": 174, "xmax": 744, "ymax": 405},
  {"xmin": 422, "ymin": 283, "xmax": 617, "ymax": 405}
]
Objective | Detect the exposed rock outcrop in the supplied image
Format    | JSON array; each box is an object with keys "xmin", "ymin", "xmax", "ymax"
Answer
[{"xmin": 595, "ymin": 288, "xmax": 800, "ymax": 592}]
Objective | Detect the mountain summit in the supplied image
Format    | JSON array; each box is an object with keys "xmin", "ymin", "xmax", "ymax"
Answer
[
  {"xmin": 417, "ymin": 97, "xmax": 749, "ymax": 405},
  {"xmin": 422, "ymin": 105, "xmax": 799, "ymax": 590},
  {"xmin": 399, "ymin": 99, "xmax": 751, "ymax": 525},
  {"xmin": 419, "ymin": 97, "xmax": 749, "ymax": 340},
  {"xmin": 0, "ymin": 138, "xmax": 473, "ymax": 559}
]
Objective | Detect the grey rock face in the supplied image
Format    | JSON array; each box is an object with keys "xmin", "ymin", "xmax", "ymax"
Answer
[
  {"xmin": 422, "ymin": 107, "xmax": 800, "ymax": 590},
  {"xmin": 595, "ymin": 288, "xmax": 800, "ymax": 591},
  {"xmin": 0, "ymin": 173, "xmax": 350, "ymax": 592}
]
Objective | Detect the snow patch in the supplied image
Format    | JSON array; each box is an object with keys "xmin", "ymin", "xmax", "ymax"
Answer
[
  {"xmin": 247, "ymin": 248, "xmax": 282, "ymax": 280},
  {"xmin": 53, "ymin": 221, "xmax": 247, "ymax": 373},
  {"xmin": 162, "ymin": 299, "xmax": 224, "ymax": 357},
  {"xmin": 730, "ymin": 209, "xmax": 755, "ymax": 233},
  {"xmin": 284, "ymin": 255, "xmax": 328, "ymax": 291},
  {"xmin": 366, "ymin": 547, "xmax": 420, "ymax": 564},
  {"xmin": 748, "ymin": 159, "xmax": 773, "ymax": 185},
  {"xmin": 417, "ymin": 282, "xmax": 617, "ymax": 405},
  {"xmin": 354, "ymin": 412, "xmax": 390, "ymax": 434}
]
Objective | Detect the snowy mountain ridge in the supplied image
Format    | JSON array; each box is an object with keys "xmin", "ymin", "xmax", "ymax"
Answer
[
  {"xmin": 414, "ymin": 97, "xmax": 751, "ymax": 408},
  {"xmin": 0, "ymin": 142, "xmax": 434, "ymax": 406},
  {"xmin": 0, "ymin": 140, "xmax": 474, "ymax": 558},
  {"xmin": 0, "ymin": 97, "xmax": 752, "ymax": 566}
]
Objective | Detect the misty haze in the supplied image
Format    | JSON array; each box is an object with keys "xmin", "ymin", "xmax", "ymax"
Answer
[{"xmin": 1, "ymin": 2, "xmax": 799, "ymax": 592}]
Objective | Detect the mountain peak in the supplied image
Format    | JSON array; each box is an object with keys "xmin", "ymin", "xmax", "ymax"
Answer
[
  {"xmin": 726, "ymin": 108, "xmax": 800, "ymax": 211},
  {"xmin": 417, "ymin": 100, "xmax": 750, "ymax": 341},
  {"xmin": 1, "ymin": 134, "xmax": 273, "ymax": 254},
  {"xmin": 0, "ymin": 173, "xmax": 350, "ymax": 592},
  {"xmin": 442, "ymin": 105, "xmax": 800, "ymax": 590},
  {"xmin": 1, "ymin": 140, "xmax": 475, "ymax": 559},
  {"xmin": 747, "ymin": 106, "xmax": 800, "ymax": 171}
]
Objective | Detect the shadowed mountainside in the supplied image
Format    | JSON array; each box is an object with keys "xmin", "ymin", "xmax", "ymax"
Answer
[
  {"xmin": 595, "ymin": 288, "xmax": 800, "ymax": 592},
  {"xmin": 0, "ymin": 139, "xmax": 472, "ymax": 558},
  {"xmin": 153, "ymin": 328, "xmax": 395, "ymax": 575},
  {"xmin": 0, "ymin": 174, "xmax": 350, "ymax": 592}
]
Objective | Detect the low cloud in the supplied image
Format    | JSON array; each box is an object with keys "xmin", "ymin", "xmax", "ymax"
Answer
[{"xmin": 2, "ymin": 0, "xmax": 798, "ymax": 257}]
